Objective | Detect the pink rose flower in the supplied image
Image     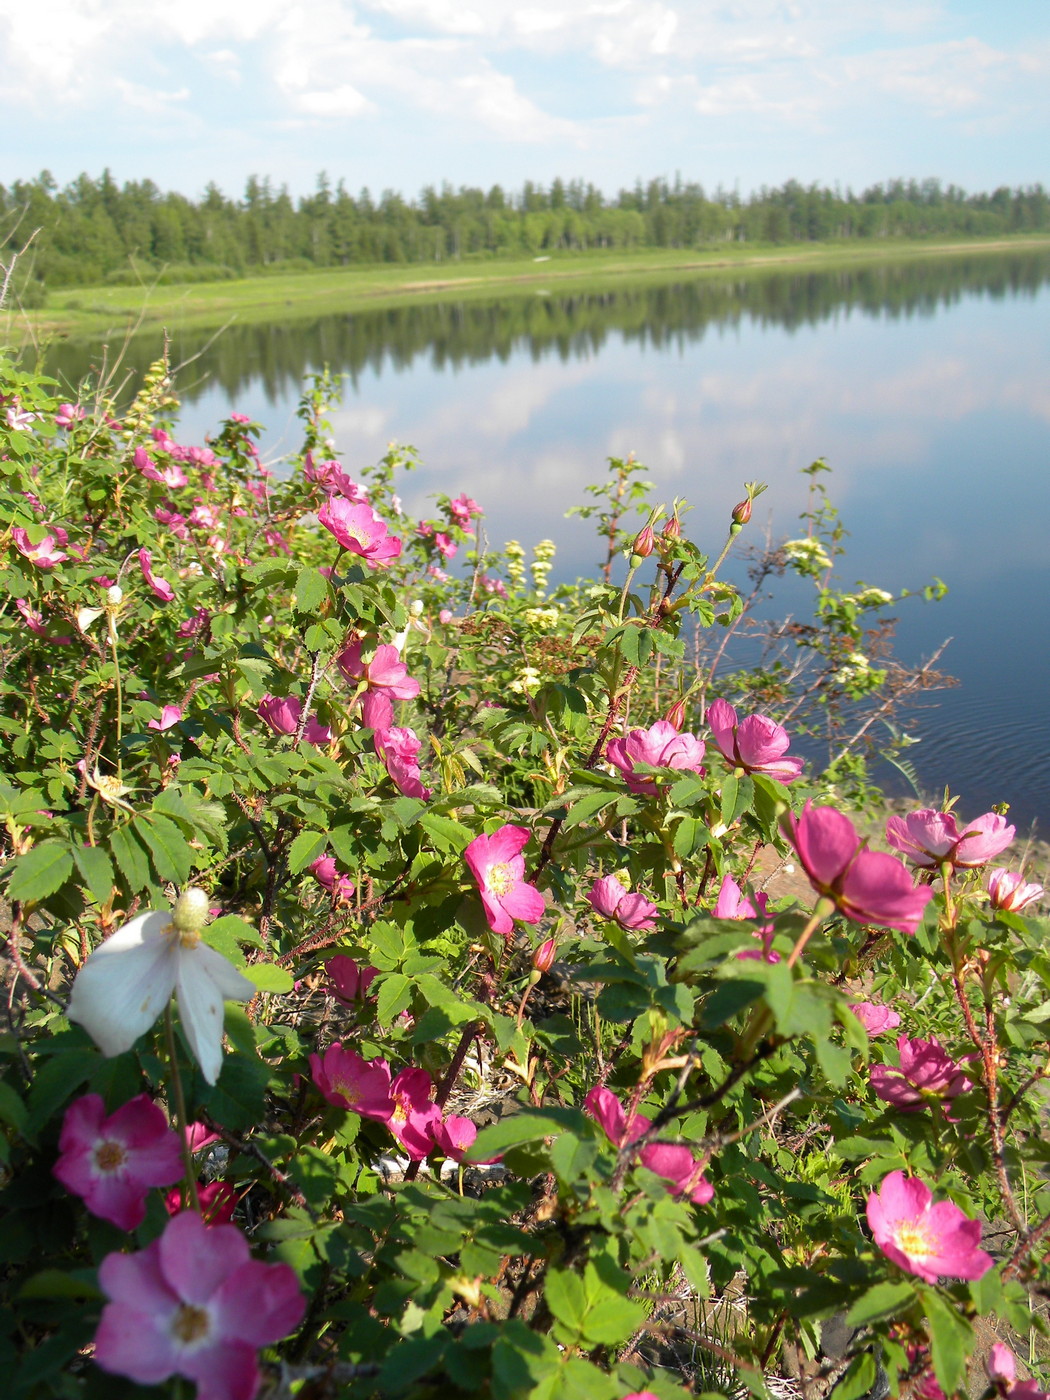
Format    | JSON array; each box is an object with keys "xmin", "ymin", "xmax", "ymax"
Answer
[
  {"xmin": 55, "ymin": 402, "xmax": 85, "ymax": 428},
  {"xmin": 463, "ymin": 825, "xmax": 545, "ymax": 935},
  {"xmin": 148, "ymin": 705, "xmax": 183, "ymax": 732},
  {"xmin": 177, "ymin": 606, "xmax": 210, "ymax": 639},
  {"xmin": 870, "ymin": 1034, "xmax": 975, "ymax": 1113},
  {"xmin": 433, "ymin": 531, "xmax": 457, "ymax": 559},
  {"xmin": 987, "ymin": 868, "xmax": 1043, "ymax": 913},
  {"xmin": 374, "ymin": 725, "xmax": 432, "ymax": 799},
  {"xmin": 15, "ymin": 598, "xmax": 72, "ymax": 644},
  {"xmin": 94, "ymin": 1209, "xmax": 305, "ymax": 1399},
  {"xmin": 310, "ymin": 1044, "xmax": 394, "ymax": 1119},
  {"xmin": 448, "ymin": 493, "xmax": 481, "ymax": 529},
  {"xmin": 713, "ymin": 873, "xmax": 779, "ymax": 962},
  {"xmin": 848, "ymin": 1002, "xmax": 902, "ymax": 1036},
  {"xmin": 988, "ymin": 1346, "xmax": 1018, "ymax": 1387},
  {"xmin": 318, "ymin": 497, "xmax": 401, "ymax": 567},
  {"xmin": 52, "ymin": 1093, "xmax": 183, "ymax": 1231},
  {"xmin": 606, "ymin": 720, "xmax": 706, "ymax": 796},
  {"xmin": 324, "ymin": 954, "xmax": 377, "ymax": 1003},
  {"xmin": 886, "ymin": 808, "xmax": 1015, "ymax": 870},
  {"xmin": 434, "ymin": 1115, "xmax": 478, "ymax": 1161},
  {"xmin": 310, "ymin": 858, "xmax": 356, "ymax": 903},
  {"xmin": 866, "ymin": 1170, "xmax": 993, "ymax": 1283},
  {"xmin": 584, "ymin": 1087, "xmax": 713, "ymax": 1205},
  {"xmin": 138, "ymin": 548, "xmax": 175, "ymax": 603},
  {"xmin": 164, "ymin": 1179, "xmax": 238, "ymax": 1225},
  {"xmin": 337, "ymin": 641, "xmax": 420, "ymax": 704},
  {"xmin": 257, "ymin": 695, "xmax": 331, "ymax": 746},
  {"xmin": 388, "ymin": 1067, "xmax": 441, "ymax": 1159},
  {"xmin": 783, "ymin": 803, "xmax": 933, "ymax": 935},
  {"xmin": 587, "ymin": 875, "xmax": 658, "ymax": 931},
  {"xmin": 12, "ymin": 527, "xmax": 67, "ymax": 569},
  {"xmin": 706, "ymin": 697, "xmax": 803, "ymax": 783},
  {"xmin": 185, "ymin": 1122, "xmax": 221, "ymax": 1154}
]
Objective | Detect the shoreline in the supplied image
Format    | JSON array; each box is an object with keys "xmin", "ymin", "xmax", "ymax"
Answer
[{"xmin": 8, "ymin": 234, "xmax": 1050, "ymax": 342}]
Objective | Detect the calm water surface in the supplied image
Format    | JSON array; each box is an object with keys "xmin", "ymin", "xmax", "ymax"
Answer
[{"xmin": 52, "ymin": 252, "xmax": 1050, "ymax": 829}]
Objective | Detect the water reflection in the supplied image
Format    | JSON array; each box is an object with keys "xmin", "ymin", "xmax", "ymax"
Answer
[
  {"xmin": 48, "ymin": 249, "xmax": 1050, "ymax": 404},
  {"xmin": 44, "ymin": 249, "xmax": 1050, "ymax": 828}
]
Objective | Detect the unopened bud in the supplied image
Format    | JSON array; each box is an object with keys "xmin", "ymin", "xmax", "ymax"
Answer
[
  {"xmin": 662, "ymin": 513, "xmax": 681, "ymax": 541},
  {"xmin": 106, "ymin": 585, "xmax": 123, "ymax": 607},
  {"xmin": 731, "ymin": 498, "xmax": 752, "ymax": 526},
  {"xmin": 409, "ymin": 599, "xmax": 424, "ymax": 618},
  {"xmin": 172, "ymin": 887, "xmax": 211, "ymax": 935},
  {"xmin": 631, "ymin": 524, "xmax": 655, "ymax": 560},
  {"xmin": 664, "ymin": 697, "xmax": 687, "ymax": 731},
  {"xmin": 532, "ymin": 938, "xmax": 556, "ymax": 974}
]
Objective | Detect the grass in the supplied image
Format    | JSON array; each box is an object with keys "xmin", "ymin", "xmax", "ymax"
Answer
[{"xmin": 10, "ymin": 234, "xmax": 1050, "ymax": 343}]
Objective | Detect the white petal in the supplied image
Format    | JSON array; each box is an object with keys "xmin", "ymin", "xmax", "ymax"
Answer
[
  {"xmin": 174, "ymin": 944, "xmax": 253, "ymax": 1085},
  {"xmin": 67, "ymin": 912, "xmax": 178, "ymax": 1057},
  {"xmin": 192, "ymin": 942, "xmax": 256, "ymax": 1002}
]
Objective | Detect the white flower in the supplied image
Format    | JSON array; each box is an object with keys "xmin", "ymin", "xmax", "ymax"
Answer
[{"xmin": 67, "ymin": 889, "xmax": 254, "ymax": 1084}]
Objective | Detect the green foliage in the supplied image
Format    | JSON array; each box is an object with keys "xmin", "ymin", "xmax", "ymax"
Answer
[{"xmin": 0, "ymin": 349, "xmax": 1047, "ymax": 1400}]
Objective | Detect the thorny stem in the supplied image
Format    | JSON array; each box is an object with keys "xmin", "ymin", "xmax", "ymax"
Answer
[
  {"xmin": 164, "ymin": 1006, "xmax": 201, "ymax": 1215},
  {"xmin": 293, "ymin": 651, "xmax": 328, "ymax": 745}
]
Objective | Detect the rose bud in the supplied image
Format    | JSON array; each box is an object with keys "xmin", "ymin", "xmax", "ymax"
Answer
[
  {"xmin": 662, "ymin": 513, "xmax": 681, "ymax": 541},
  {"xmin": 731, "ymin": 498, "xmax": 752, "ymax": 525},
  {"xmin": 664, "ymin": 697, "xmax": 688, "ymax": 731},
  {"xmin": 631, "ymin": 524, "xmax": 655, "ymax": 561},
  {"xmin": 532, "ymin": 938, "xmax": 556, "ymax": 974}
]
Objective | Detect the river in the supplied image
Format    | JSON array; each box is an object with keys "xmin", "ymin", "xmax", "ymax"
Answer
[{"xmin": 48, "ymin": 249, "xmax": 1050, "ymax": 832}]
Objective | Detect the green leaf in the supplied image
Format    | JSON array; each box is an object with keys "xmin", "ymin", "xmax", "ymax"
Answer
[
  {"xmin": 921, "ymin": 1286, "xmax": 972, "ymax": 1396},
  {"xmin": 6, "ymin": 840, "xmax": 73, "ymax": 903},
  {"xmin": 700, "ymin": 977, "xmax": 765, "ymax": 1029},
  {"xmin": 417, "ymin": 811, "xmax": 473, "ymax": 853},
  {"xmin": 295, "ymin": 565, "xmax": 329, "ymax": 613},
  {"xmin": 109, "ymin": 823, "xmax": 151, "ymax": 892},
  {"xmin": 831, "ymin": 1353, "xmax": 877, "ymax": 1400},
  {"xmin": 546, "ymin": 1269, "xmax": 588, "ymax": 1336},
  {"xmin": 71, "ymin": 844, "xmax": 115, "ymax": 904},
  {"xmin": 845, "ymin": 1280, "xmax": 916, "ymax": 1327},
  {"xmin": 376, "ymin": 973, "xmax": 413, "ymax": 1026},
  {"xmin": 288, "ymin": 828, "xmax": 327, "ymax": 874},
  {"xmin": 470, "ymin": 1107, "xmax": 591, "ymax": 1163},
  {"xmin": 241, "ymin": 962, "xmax": 293, "ymax": 993},
  {"xmin": 0, "ymin": 1078, "xmax": 28, "ymax": 1134},
  {"xmin": 135, "ymin": 814, "xmax": 193, "ymax": 885},
  {"xmin": 18, "ymin": 1269, "xmax": 103, "ymax": 1302}
]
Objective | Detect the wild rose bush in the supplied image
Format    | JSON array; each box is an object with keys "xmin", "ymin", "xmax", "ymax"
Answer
[{"xmin": 1, "ymin": 350, "xmax": 1050, "ymax": 1400}]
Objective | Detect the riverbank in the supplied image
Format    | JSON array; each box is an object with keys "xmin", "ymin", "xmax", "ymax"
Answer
[{"xmin": 10, "ymin": 234, "xmax": 1050, "ymax": 342}]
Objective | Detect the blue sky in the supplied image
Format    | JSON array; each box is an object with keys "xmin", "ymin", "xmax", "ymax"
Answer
[{"xmin": 1, "ymin": 0, "xmax": 1047, "ymax": 203}]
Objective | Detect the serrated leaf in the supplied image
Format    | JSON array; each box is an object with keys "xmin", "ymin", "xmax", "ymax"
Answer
[
  {"xmin": 135, "ymin": 814, "xmax": 193, "ymax": 885},
  {"xmin": 288, "ymin": 828, "xmax": 327, "ymax": 874},
  {"xmin": 72, "ymin": 844, "xmax": 115, "ymax": 904},
  {"xmin": 376, "ymin": 973, "xmax": 413, "ymax": 1026},
  {"xmin": 6, "ymin": 840, "xmax": 74, "ymax": 903},
  {"xmin": 110, "ymin": 822, "xmax": 151, "ymax": 892},
  {"xmin": 295, "ymin": 565, "xmax": 329, "ymax": 613}
]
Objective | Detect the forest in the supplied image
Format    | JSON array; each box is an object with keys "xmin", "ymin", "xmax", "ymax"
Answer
[{"xmin": 2, "ymin": 169, "xmax": 1049, "ymax": 300}]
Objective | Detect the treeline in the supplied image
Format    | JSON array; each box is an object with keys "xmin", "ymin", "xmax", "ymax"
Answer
[
  {"xmin": 3, "ymin": 170, "xmax": 1050, "ymax": 295},
  {"xmin": 48, "ymin": 249, "xmax": 1050, "ymax": 406}
]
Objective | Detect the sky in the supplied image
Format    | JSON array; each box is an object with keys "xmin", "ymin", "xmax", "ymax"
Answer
[{"xmin": 1, "ymin": 0, "xmax": 1047, "ymax": 204}]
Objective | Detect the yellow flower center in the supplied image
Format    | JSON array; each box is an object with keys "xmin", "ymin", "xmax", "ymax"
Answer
[
  {"xmin": 391, "ymin": 1096, "xmax": 409, "ymax": 1124},
  {"xmin": 171, "ymin": 1303, "xmax": 211, "ymax": 1345},
  {"xmin": 93, "ymin": 1139, "xmax": 127, "ymax": 1173},
  {"xmin": 331, "ymin": 1076, "xmax": 360, "ymax": 1106},
  {"xmin": 892, "ymin": 1219, "xmax": 934, "ymax": 1261},
  {"xmin": 487, "ymin": 862, "xmax": 514, "ymax": 897}
]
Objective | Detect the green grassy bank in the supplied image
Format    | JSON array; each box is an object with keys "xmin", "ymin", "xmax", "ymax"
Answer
[{"xmin": 10, "ymin": 234, "xmax": 1050, "ymax": 342}]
